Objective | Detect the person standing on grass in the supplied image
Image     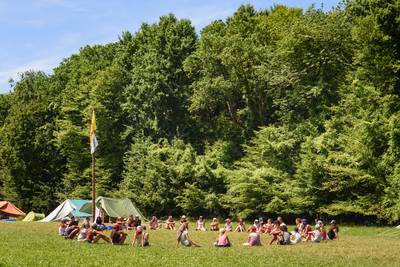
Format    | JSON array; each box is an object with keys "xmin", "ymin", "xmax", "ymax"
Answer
[
  {"xmin": 214, "ymin": 228, "xmax": 231, "ymax": 247},
  {"xmin": 327, "ymin": 220, "xmax": 339, "ymax": 240},
  {"xmin": 210, "ymin": 217, "xmax": 219, "ymax": 231},
  {"xmin": 176, "ymin": 220, "xmax": 200, "ymax": 247},
  {"xmin": 111, "ymin": 217, "xmax": 128, "ymax": 245},
  {"xmin": 243, "ymin": 226, "xmax": 261, "ymax": 246},
  {"xmin": 196, "ymin": 216, "xmax": 206, "ymax": 231},
  {"xmin": 132, "ymin": 226, "xmax": 149, "ymax": 247}
]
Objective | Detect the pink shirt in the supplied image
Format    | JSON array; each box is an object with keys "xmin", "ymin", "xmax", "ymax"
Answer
[{"xmin": 217, "ymin": 234, "xmax": 228, "ymax": 246}]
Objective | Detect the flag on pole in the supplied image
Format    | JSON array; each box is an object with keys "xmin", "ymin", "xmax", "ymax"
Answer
[{"xmin": 90, "ymin": 110, "xmax": 98, "ymax": 154}]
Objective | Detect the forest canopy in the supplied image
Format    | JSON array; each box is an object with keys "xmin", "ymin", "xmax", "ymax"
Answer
[{"xmin": 1, "ymin": 0, "xmax": 400, "ymax": 223}]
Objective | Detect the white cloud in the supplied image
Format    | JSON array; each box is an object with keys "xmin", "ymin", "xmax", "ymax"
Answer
[{"xmin": 0, "ymin": 57, "xmax": 59, "ymax": 93}]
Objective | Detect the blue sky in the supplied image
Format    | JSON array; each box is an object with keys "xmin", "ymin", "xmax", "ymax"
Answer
[{"xmin": 0, "ymin": 0, "xmax": 340, "ymax": 93}]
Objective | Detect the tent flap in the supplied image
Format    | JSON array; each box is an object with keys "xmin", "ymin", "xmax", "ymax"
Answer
[
  {"xmin": 40, "ymin": 199, "xmax": 91, "ymax": 222},
  {"xmin": 80, "ymin": 197, "xmax": 145, "ymax": 220}
]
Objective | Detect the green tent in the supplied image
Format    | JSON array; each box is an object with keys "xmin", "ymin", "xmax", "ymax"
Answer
[
  {"xmin": 80, "ymin": 197, "xmax": 146, "ymax": 220},
  {"xmin": 22, "ymin": 211, "xmax": 45, "ymax": 222}
]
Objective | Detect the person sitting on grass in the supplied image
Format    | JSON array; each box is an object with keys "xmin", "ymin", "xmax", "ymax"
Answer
[
  {"xmin": 134, "ymin": 215, "xmax": 141, "ymax": 227},
  {"xmin": 165, "ymin": 216, "xmax": 176, "ymax": 230},
  {"xmin": 269, "ymin": 220, "xmax": 282, "ymax": 245},
  {"xmin": 301, "ymin": 219, "xmax": 313, "ymax": 241},
  {"xmin": 126, "ymin": 215, "xmax": 135, "ymax": 230},
  {"xmin": 65, "ymin": 216, "xmax": 80, "ymax": 239},
  {"xmin": 210, "ymin": 218, "xmax": 219, "ymax": 231},
  {"xmin": 318, "ymin": 220, "xmax": 327, "ymax": 240},
  {"xmin": 251, "ymin": 219, "xmax": 260, "ymax": 233},
  {"xmin": 149, "ymin": 216, "xmax": 159, "ymax": 230},
  {"xmin": 290, "ymin": 227, "xmax": 302, "ymax": 244},
  {"xmin": 214, "ymin": 228, "xmax": 231, "ymax": 247},
  {"xmin": 243, "ymin": 226, "xmax": 261, "ymax": 247},
  {"xmin": 224, "ymin": 218, "xmax": 233, "ymax": 232},
  {"xmin": 110, "ymin": 217, "xmax": 128, "ymax": 245},
  {"xmin": 176, "ymin": 221, "xmax": 200, "ymax": 247},
  {"xmin": 262, "ymin": 218, "xmax": 273, "ymax": 234},
  {"xmin": 92, "ymin": 217, "xmax": 107, "ymax": 231},
  {"xmin": 77, "ymin": 217, "xmax": 91, "ymax": 241},
  {"xmin": 327, "ymin": 220, "xmax": 339, "ymax": 240},
  {"xmin": 88, "ymin": 223, "xmax": 112, "ymax": 244},
  {"xmin": 131, "ymin": 226, "xmax": 149, "ymax": 247},
  {"xmin": 295, "ymin": 218, "xmax": 303, "ymax": 233},
  {"xmin": 59, "ymin": 218, "xmax": 69, "ymax": 236},
  {"xmin": 278, "ymin": 225, "xmax": 291, "ymax": 245},
  {"xmin": 312, "ymin": 224, "xmax": 322, "ymax": 243},
  {"xmin": 196, "ymin": 216, "xmax": 206, "ymax": 231},
  {"xmin": 235, "ymin": 218, "xmax": 246, "ymax": 232}
]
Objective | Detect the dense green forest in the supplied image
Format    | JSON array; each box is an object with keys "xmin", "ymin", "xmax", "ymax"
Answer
[{"xmin": 1, "ymin": 0, "xmax": 400, "ymax": 223}]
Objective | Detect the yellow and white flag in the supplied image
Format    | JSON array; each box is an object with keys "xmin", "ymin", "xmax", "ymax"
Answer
[{"xmin": 90, "ymin": 110, "xmax": 98, "ymax": 154}]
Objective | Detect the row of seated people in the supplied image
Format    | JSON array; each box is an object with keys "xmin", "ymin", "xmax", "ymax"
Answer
[
  {"xmin": 58, "ymin": 215, "xmax": 339, "ymax": 247},
  {"xmin": 160, "ymin": 215, "xmax": 339, "ymax": 242},
  {"xmin": 59, "ymin": 216, "xmax": 149, "ymax": 246}
]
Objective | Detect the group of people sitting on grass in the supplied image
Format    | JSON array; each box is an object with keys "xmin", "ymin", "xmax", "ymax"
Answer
[{"xmin": 58, "ymin": 214, "xmax": 339, "ymax": 247}]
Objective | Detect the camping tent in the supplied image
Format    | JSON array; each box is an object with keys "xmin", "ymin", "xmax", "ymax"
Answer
[
  {"xmin": 0, "ymin": 201, "xmax": 25, "ymax": 217},
  {"xmin": 40, "ymin": 199, "xmax": 92, "ymax": 222},
  {"xmin": 22, "ymin": 211, "xmax": 45, "ymax": 222},
  {"xmin": 80, "ymin": 197, "xmax": 145, "ymax": 220}
]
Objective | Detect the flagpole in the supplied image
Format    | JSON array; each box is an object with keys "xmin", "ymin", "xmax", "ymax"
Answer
[{"xmin": 91, "ymin": 151, "xmax": 96, "ymax": 223}]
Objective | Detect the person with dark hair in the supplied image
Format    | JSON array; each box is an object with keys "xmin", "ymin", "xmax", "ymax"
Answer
[
  {"xmin": 278, "ymin": 225, "xmax": 290, "ymax": 245},
  {"xmin": 269, "ymin": 220, "xmax": 281, "ymax": 245},
  {"xmin": 93, "ymin": 217, "xmax": 107, "ymax": 231},
  {"xmin": 176, "ymin": 221, "xmax": 200, "ymax": 247},
  {"xmin": 110, "ymin": 217, "xmax": 128, "ymax": 245},
  {"xmin": 235, "ymin": 218, "xmax": 246, "ymax": 232},
  {"xmin": 165, "ymin": 216, "xmax": 176, "ymax": 230},
  {"xmin": 126, "ymin": 215, "xmax": 135, "ymax": 230},
  {"xmin": 290, "ymin": 227, "xmax": 302, "ymax": 244},
  {"xmin": 327, "ymin": 220, "xmax": 339, "ymax": 240},
  {"xmin": 149, "ymin": 216, "xmax": 159, "ymax": 230},
  {"xmin": 65, "ymin": 216, "xmax": 79, "ymax": 239}
]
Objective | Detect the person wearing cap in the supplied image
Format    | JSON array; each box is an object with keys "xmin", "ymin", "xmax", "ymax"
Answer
[
  {"xmin": 196, "ymin": 216, "xmax": 206, "ymax": 231},
  {"xmin": 176, "ymin": 221, "xmax": 200, "ymax": 247},
  {"xmin": 327, "ymin": 220, "xmax": 339, "ymax": 240},
  {"xmin": 210, "ymin": 218, "xmax": 219, "ymax": 231},
  {"xmin": 110, "ymin": 217, "xmax": 128, "ymax": 245},
  {"xmin": 214, "ymin": 228, "xmax": 231, "ymax": 247},
  {"xmin": 224, "ymin": 218, "xmax": 233, "ymax": 232},
  {"xmin": 131, "ymin": 225, "xmax": 149, "ymax": 247},
  {"xmin": 243, "ymin": 226, "xmax": 261, "ymax": 246},
  {"xmin": 235, "ymin": 218, "xmax": 246, "ymax": 232},
  {"xmin": 165, "ymin": 216, "xmax": 176, "ymax": 230}
]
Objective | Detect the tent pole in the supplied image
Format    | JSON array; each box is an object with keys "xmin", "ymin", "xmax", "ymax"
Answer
[{"xmin": 91, "ymin": 152, "xmax": 96, "ymax": 223}]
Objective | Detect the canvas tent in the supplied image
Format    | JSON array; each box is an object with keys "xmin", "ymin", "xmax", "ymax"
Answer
[
  {"xmin": 0, "ymin": 201, "xmax": 25, "ymax": 217},
  {"xmin": 22, "ymin": 211, "xmax": 45, "ymax": 222},
  {"xmin": 40, "ymin": 199, "xmax": 93, "ymax": 222},
  {"xmin": 80, "ymin": 197, "xmax": 146, "ymax": 220}
]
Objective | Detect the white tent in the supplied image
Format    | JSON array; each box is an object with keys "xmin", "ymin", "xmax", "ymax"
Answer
[{"xmin": 40, "ymin": 199, "xmax": 98, "ymax": 222}]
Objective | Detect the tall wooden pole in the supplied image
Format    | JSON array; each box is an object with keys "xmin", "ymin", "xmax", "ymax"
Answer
[{"xmin": 91, "ymin": 152, "xmax": 96, "ymax": 222}]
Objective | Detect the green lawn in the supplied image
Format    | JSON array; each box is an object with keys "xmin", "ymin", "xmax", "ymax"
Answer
[{"xmin": 1, "ymin": 222, "xmax": 400, "ymax": 266}]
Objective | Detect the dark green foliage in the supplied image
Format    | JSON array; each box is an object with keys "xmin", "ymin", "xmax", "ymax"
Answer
[{"xmin": 1, "ymin": 1, "xmax": 400, "ymax": 223}]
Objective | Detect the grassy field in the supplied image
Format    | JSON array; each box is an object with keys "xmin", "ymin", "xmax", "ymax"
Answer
[{"xmin": 1, "ymin": 222, "xmax": 400, "ymax": 267}]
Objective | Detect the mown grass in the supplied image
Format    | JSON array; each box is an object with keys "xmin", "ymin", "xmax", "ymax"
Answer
[{"xmin": 1, "ymin": 222, "xmax": 400, "ymax": 267}]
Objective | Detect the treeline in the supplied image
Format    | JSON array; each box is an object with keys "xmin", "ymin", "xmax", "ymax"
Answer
[{"xmin": 1, "ymin": 1, "xmax": 400, "ymax": 223}]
